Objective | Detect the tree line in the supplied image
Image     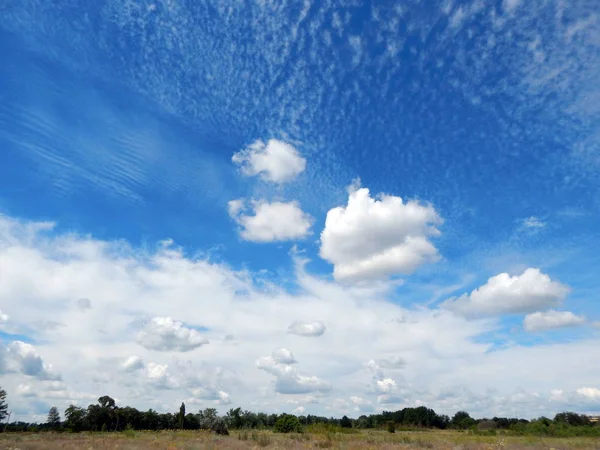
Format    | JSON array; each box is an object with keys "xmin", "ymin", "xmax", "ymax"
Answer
[{"xmin": 1, "ymin": 387, "xmax": 599, "ymax": 437}]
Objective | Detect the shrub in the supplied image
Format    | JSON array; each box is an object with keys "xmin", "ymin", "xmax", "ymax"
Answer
[
  {"xmin": 387, "ymin": 421, "xmax": 396, "ymax": 433},
  {"xmin": 273, "ymin": 414, "xmax": 302, "ymax": 433},
  {"xmin": 211, "ymin": 417, "xmax": 229, "ymax": 436}
]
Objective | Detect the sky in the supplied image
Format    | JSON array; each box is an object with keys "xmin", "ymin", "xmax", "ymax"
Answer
[{"xmin": 1, "ymin": 0, "xmax": 600, "ymax": 422}]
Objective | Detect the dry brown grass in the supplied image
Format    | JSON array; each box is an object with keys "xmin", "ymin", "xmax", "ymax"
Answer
[{"xmin": 1, "ymin": 429, "xmax": 599, "ymax": 450}]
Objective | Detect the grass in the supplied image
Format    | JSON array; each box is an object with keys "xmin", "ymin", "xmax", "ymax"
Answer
[{"xmin": 1, "ymin": 429, "xmax": 599, "ymax": 449}]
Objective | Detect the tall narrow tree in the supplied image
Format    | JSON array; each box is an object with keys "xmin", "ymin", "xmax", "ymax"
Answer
[
  {"xmin": 0, "ymin": 387, "xmax": 8, "ymax": 422},
  {"xmin": 179, "ymin": 402, "xmax": 185, "ymax": 430},
  {"xmin": 47, "ymin": 406, "xmax": 61, "ymax": 429}
]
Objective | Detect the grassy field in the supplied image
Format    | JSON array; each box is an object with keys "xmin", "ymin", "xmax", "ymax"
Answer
[{"xmin": 1, "ymin": 430, "xmax": 600, "ymax": 450}]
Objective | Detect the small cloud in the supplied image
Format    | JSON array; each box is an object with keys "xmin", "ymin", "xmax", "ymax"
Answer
[
  {"xmin": 271, "ymin": 348, "xmax": 297, "ymax": 365},
  {"xmin": 256, "ymin": 350, "xmax": 330, "ymax": 395},
  {"xmin": 137, "ymin": 317, "xmax": 209, "ymax": 352},
  {"xmin": 292, "ymin": 406, "xmax": 305, "ymax": 415},
  {"xmin": 229, "ymin": 200, "xmax": 313, "ymax": 242},
  {"xmin": 122, "ymin": 355, "xmax": 145, "ymax": 372},
  {"xmin": 442, "ymin": 268, "xmax": 570, "ymax": 318},
  {"xmin": 287, "ymin": 320, "xmax": 326, "ymax": 337},
  {"xmin": 522, "ymin": 216, "xmax": 545, "ymax": 229},
  {"xmin": 0, "ymin": 309, "xmax": 8, "ymax": 323},
  {"xmin": 232, "ymin": 139, "xmax": 306, "ymax": 183},
  {"xmin": 524, "ymin": 310, "xmax": 586, "ymax": 332},
  {"xmin": 17, "ymin": 384, "xmax": 37, "ymax": 397}
]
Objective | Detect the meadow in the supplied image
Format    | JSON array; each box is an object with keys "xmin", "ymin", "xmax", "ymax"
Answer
[{"xmin": 1, "ymin": 429, "xmax": 599, "ymax": 450}]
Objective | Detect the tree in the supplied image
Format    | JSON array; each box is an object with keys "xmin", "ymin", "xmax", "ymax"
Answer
[
  {"xmin": 451, "ymin": 411, "xmax": 476, "ymax": 430},
  {"xmin": 179, "ymin": 402, "xmax": 185, "ymax": 430},
  {"xmin": 198, "ymin": 408, "xmax": 218, "ymax": 429},
  {"xmin": 65, "ymin": 405, "xmax": 86, "ymax": 432},
  {"xmin": 47, "ymin": 406, "xmax": 61, "ymax": 428},
  {"xmin": 0, "ymin": 388, "xmax": 7, "ymax": 422},
  {"xmin": 340, "ymin": 415, "xmax": 352, "ymax": 428},
  {"xmin": 273, "ymin": 414, "xmax": 302, "ymax": 433}
]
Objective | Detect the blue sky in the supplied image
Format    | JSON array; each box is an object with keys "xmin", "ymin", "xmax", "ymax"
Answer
[{"xmin": 1, "ymin": 0, "xmax": 600, "ymax": 421}]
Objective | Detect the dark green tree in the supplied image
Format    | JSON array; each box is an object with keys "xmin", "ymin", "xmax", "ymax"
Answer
[
  {"xmin": 340, "ymin": 415, "xmax": 352, "ymax": 428},
  {"xmin": 0, "ymin": 387, "xmax": 7, "ymax": 422},
  {"xmin": 451, "ymin": 411, "xmax": 476, "ymax": 430},
  {"xmin": 47, "ymin": 406, "xmax": 61, "ymax": 428},
  {"xmin": 179, "ymin": 402, "xmax": 185, "ymax": 429},
  {"xmin": 64, "ymin": 405, "xmax": 86, "ymax": 432}
]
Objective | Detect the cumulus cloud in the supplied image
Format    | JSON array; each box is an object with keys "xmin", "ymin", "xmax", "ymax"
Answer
[
  {"xmin": 228, "ymin": 199, "xmax": 313, "ymax": 242},
  {"xmin": 576, "ymin": 387, "xmax": 600, "ymax": 400},
  {"xmin": 442, "ymin": 268, "xmax": 570, "ymax": 318},
  {"xmin": 6, "ymin": 341, "xmax": 60, "ymax": 380},
  {"xmin": 2, "ymin": 213, "xmax": 600, "ymax": 420},
  {"xmin": 524, "ymin": 310, "xmax": 586, "ymax": 332},
  {"xmin": 257, "ymin": 350, "xmax": 330, "ymax": 395},
  {"xmin": 319, "ymin": 184, "xmax": 442, "ymax": 282},
  {"xmin": 0, "ymin": 308, "xmax": 8, "ymax": 322},
  {"xmin": 287, "ymin": 320, "xmax": 326, "ymax": 337},
  {"xmin": 137, "ymin": 317, "xmax": 209, "ymax": 352},
  {"xmin": 190, "ymin": 387, "xmax": 231, "ymax": 405},
  {"xmin": 271, "ymin": 348, "xmax": 297, "ymax": 364},
  {"xmin": 232, "ymin": 139, "xmax": 306, "ymax": 183}
]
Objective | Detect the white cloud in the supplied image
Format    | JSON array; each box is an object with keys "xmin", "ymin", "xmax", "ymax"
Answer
[
  {"xmin": 366, "ymin": 356, "xmax": 406, "ymax": 373},
  {"xmin": 137, "ymin": 317, "xmax": 209, "ymax": 352},
  {"xmin": 122, "ymin": 355, "xmax": 145, "ymax": 372},
  {"xmin": 256, "ymin": 350, "xmax": 330, "ymax": 395},
  {"xmin": 17, "ymin": 384, "xmax": 36, "ymax": 397},
  {"xmin": 229, "ymin": 200, "xmax": 313, "ymax": 242},
  {"xmin": 375, "ymin": 377, "xmax": 397, "ymax": 394},
  {"xmin": 2, "ymin": 213, "xmax": 600, "ymax": 421},
  {"xmin": 292, "ymin": 406, "xmax": 305, "ymax": 414},
  {"xmin": 576, "ymin": 387, "xmax": 600, "ymax": 400},
  {"xmin": 271, "ymin": 348, "xmax": 297, "ymax": 365},
  {"xmin": 6, "ymin": 341, "xmax": 60, "ymax": 380},
  {"xmin": 522, "ymin": 216, "xmax": 545, "ymax": 229},
  {"xmin": 232, "ymin": 139, "xmax": 306, "ymax": 183},
  {"xmin": 524, "ymin": 310, "xmax": 586, "ymax": 332},
  {"xmin": 319, "ymin": 184, "xmax": 442, "ymax": 282},
  {"xmin": 442, "ymin": 268, "xmax": 570, "ymax": 318},
  {"xmin": 0, "ymin": 309, "xmax": 8, "ymax": 322},
  {"xmin": 287, "ymin": 320, "xmax": 326, "ymax": 337}
]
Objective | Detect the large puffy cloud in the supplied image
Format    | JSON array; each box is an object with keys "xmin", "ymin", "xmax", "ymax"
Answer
[
  {"xmin": 442, "ymin": 268, "xmax": 570, "ymax": 318},
  {"xmin": 136, "ymin": 317, "xmax": 209, "ymax": 352},
  {"xmin": 319, "ymin": 184, "xmax": 442, "ymax": 282},
  {"xmin": 232, "ymin": 139, "xmax": 306, "ymax": 183},
  {"xmin": 228, "ymin": 199, "xmax": 313, "ymax": 242},
  {"xmin": 1, "ymin": 214, "xmax": 600, "ymax": 421},
  {"xmin": 287, "ymin": 320, "xmax": 326, "ymax": 337},
  {"xmin": 524, "ymin": 310, "xmax": 586, "ymax": 332},
  {"xmin": 5, "ymin": 341, "xmax": 60, "ymax": 380}
]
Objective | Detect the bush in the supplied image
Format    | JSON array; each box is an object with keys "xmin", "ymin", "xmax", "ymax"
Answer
[
  {"xmin": 387, "ymin": 421, "xmax": 396, "ymax": 433},
  {"xmin": 211, "ymin": 417, "xmax": 229, "ymax": 436},
  {"xmin": 273, "ymin": 414, "xmax": 302, "ymax": 433}
]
